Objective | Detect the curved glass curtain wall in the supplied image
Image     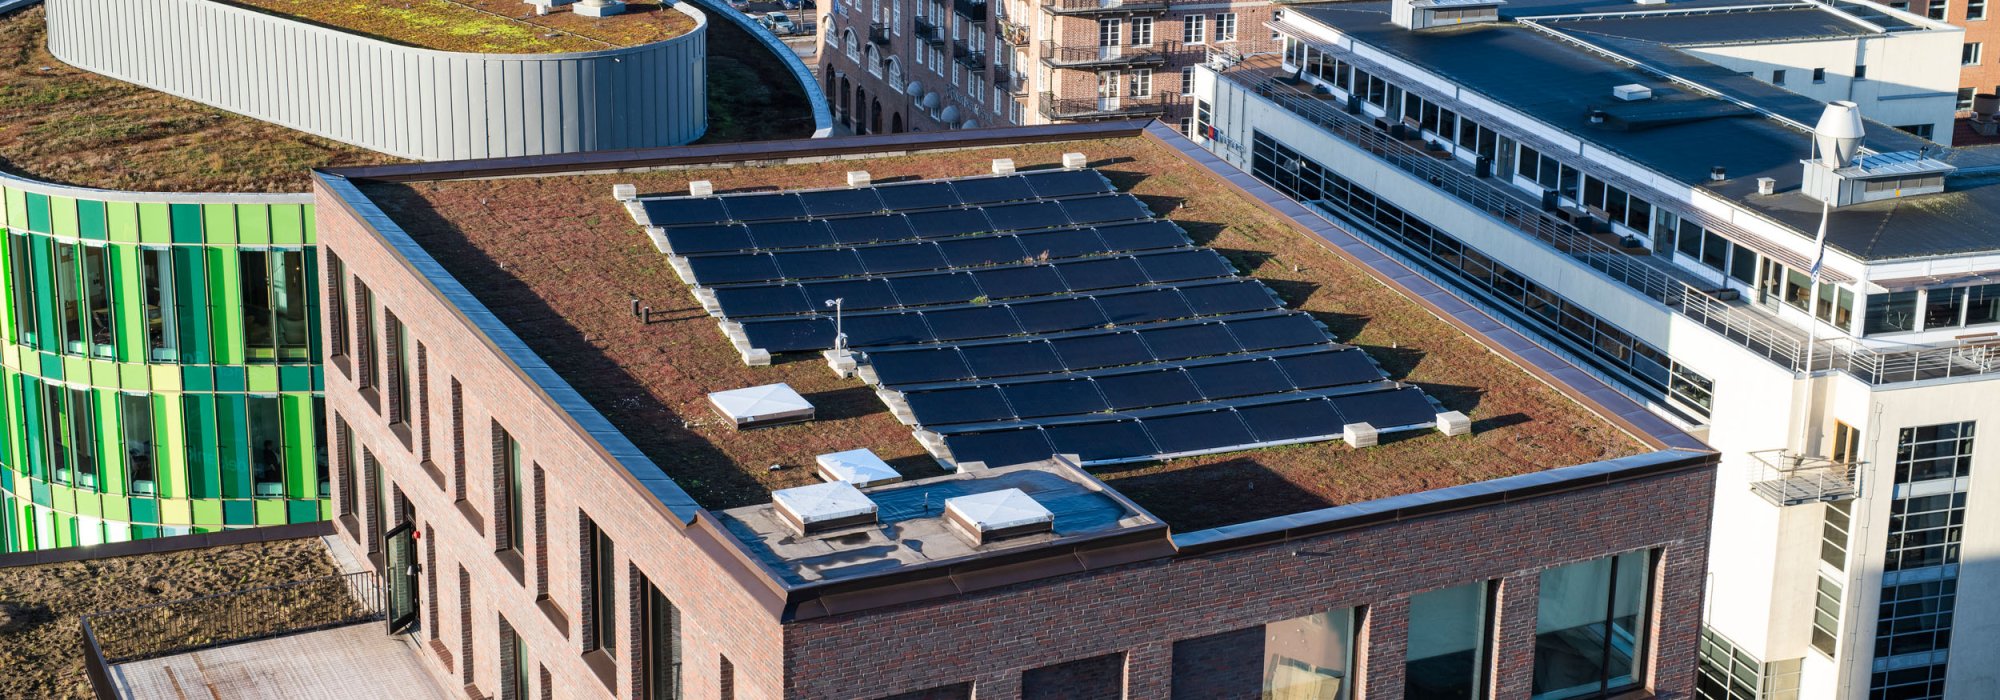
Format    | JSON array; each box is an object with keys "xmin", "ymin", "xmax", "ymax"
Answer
[{"xmin": 0, "ymin": 186, "xmax": 327, "ymax": 552}]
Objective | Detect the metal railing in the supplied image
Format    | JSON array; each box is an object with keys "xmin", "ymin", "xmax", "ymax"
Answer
[
  {"xmin": 913, "ymin": 17, "xmax": 945, "ymax": 44},
  {"xmin": 954, "ymin": 0, "xmax": 988, "ymax": 20},
  {"xmin": 1040, "ymin": 0, "xmax": 1170, "ymax": 14},
  {"xmin": 1038, "ymin": 91, "xmax": 1184, "ymax": 120},
  {"xmin": 81, "ymin": 571, "xmax": 384, "ymax": 669},
  {"xmin": 1748, "ymin": 449, "xmax": 1861, "ymax": 506},
  {"xmin": 869, "ymin": 22, "xmax": 890, "ymax": 45},
  {"xmin": 1040, "ymin": 40, "xmax": 1178, "ymax": 68},
  {"xmin": 1002, "ymin": 67, "xmax": 1029, "ymax": 95},
  {"xmin": 953, "ymin": 40, "xmax": 988, "ymax": 70}
]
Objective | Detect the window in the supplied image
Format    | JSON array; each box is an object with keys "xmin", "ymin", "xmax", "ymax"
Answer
[
  {"xmin": 1822, "ymin": 498, "xmax": 1852, "ymax": 570},
  {"xmin": 643, "ymin": 575, "xmax": 683, "ymax": 699},
  {"xmin": 451, "ymin": 378, "xmax": 466, "ymax": 501},
  {"xmin": 122, "ymin": 393, "xmax": 156, "ymax": 496},
  {"xmin": 241, "ymin": 250, "xmax": 309, "ymax": 362},
  {"xmin": 1131, "ymin": 68, "xmax": 1153, "ymax": 98},
  {"xmin": 1534, "ymin": 551, "xmax": 1652, "ymax": 700},
  {"xmin": 1772, "ymin": 70, "xmax": 1786, "ymax": 85},
  {"xmin": 497, "ymin": 425, "xmax": 524, "ymax": 555},
  {"xmin": 1894, "ymin": 422, "xmax": 1974, "ymax": 485},
  {"xmin": 1923, "ymin": 287, "xmax": 1964, "ymax": 329},
  {"xmin": 7, "ymin": 234, "xmax": 36, "ymax": 347},
  {"xmin": 1264, "ymin": 607, "xmax": 1357, "ymax": 699},
  {"xmin": 141, "ymin": 249, "xmax": 176, "ymax": 361},
  {"xmin": 1973, "ymin": 0, "xmax": 1988, "ymax": 19},
  {"xmin": 1098, "ymin": 18, "xmax": 1120, "ymax": 48},
  {"xmin": 1865, "ymin": 290, "xmax": 1919, "ymax": 335},
  {"xmin": 1183, "ymin": 14, "xmax": 1204, "ymax": 44},
  {"xmin": 249, "ymin": 396, "xmax": 283, "ymax": 498},
  {"xmin": 1854, "ymin": 64, "xmax": 1867, "ymax": 80},
  {"xmin": 584, "ymin": 514, "xmax": 618, "ymax": 654},
  {"xmin": 1928, "ymin": 0, "xmax": 1947, "ymax": 19},
  {"xmin": 327, "ymin": 252, "xmax": 349, "ymax": 359},
  {"xmin": 69, "ymin": 388, "xmax": 97, "ymax": 490},
  {"xmin": 1811, "ymin": 574, "xmax": 1842, "ymax": 657},
  {"xmin": 81, "ymin": 245, "xmax": 112, "ymax": 358},
  {"xmin": 1130, "ymin": 16, "xmax": 1152, "ymax": 46},
  {"xmin": 314, "ymin": 397, "xmax": 329, "ymax": 499},
  {"xmin": 1182, "ymin": 66, "xmax": 1197, "ymax": 95},
  {"xmin": 1965, "ymin": 42, "xmax": 1982, "ymax": 66},
  {"xmin": 1215, "ymin": 13, "xmax": 1237, "ymax": 42},
  {"xmin": 337, "ymin": 416, "xmax": 357, "ymax": 521},
  {"xmin": 501, "ymin": 616, "xmax": 529, "ymax": 700},
  {"xmin": 1811, "ymin": 67, "xmax": 1826, "ymax": 83},
  {"xmin": 1697, "ymin": 628, "xmax": 1800, "ymax": 700},
  {"xmin": 387, "ymin": 313, "xmax": 412, "ymax": 425},
  {"xmin": 1959, "ymin": 87, "xmax": 1976, "ymax": 110},
  {"xmin": 355, "ymin": 281, "xmax": 378, "ymax": 389},
  {"xmin": 1178, "ymin": 117, "xmax": 1192, "ymax": 133},
  {"xmin": 1407, "ymin": 582, "xmax": 1494, "ymax": 700}
]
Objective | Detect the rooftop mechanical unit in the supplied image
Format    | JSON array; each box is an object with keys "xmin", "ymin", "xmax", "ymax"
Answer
[
  {"xmin": 708, "ymin": 383, "xmax": 816, "ymax": 430},
  {"xmin": 1392, "ymin": 0, "xmax": 1505, "ymax": 29}
]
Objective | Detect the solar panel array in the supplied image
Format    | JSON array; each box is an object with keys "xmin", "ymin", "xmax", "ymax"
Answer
[{"xmin": 635, "ymin": 168, "xmax": 1440, "ymax": 468}]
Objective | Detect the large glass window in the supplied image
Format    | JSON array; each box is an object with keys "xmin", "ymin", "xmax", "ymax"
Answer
[
  {"xmin": 172, "ymin": 247, "xmax": 209, "ymax": 364},
  {"xmin": 123, "ymin": 393, "xmax": 156, "ymax": 496},
  {"xmin": 69, "ymin": 388, "xmax": 97, "ymax": 490},
  {"xmin": 314, "ymin": 397, "xmax": 331, "ymax": 499},
  {"xmin": 141, "ymin": 249, "xmax": 177, "ymax": 361},
  {"xmin": 82, "ymin": 245, "xmax": 112, "ymax": 358},
  {"xmin": 1965, "ymin": 283, "xmax": 2000, "ymax": 327},
  {"xmin": 643, "ymin": 575, "xmax": 683, "ymax": 700},
  {"xmin": 389, "ymin": 314, "xmax": 412, "ymax": 424},
  {"xmin": 1865, "ymin": 291, "xmax": 1919, "ymax": 335},
  {"xmin": 356, "ymin": 282, "xmax": 378, "ymax": 388},
  {"xmin": 499, "ymin": 425, "xmax": 523, "ymax": 554},
  {"xmin": 55, "ymin": 243, "xmax": 81, "ymax": 354},
  {"xmin": 1407, "ymin": 582, "xmax": 1493, "ymax": 700},
  {"xmin": 241, "ymin": 250, "xmax": 276, "ymax": 360},
  {"xmin": 1922, "ymin": 287, "xmax": 1962, "ymax": 329},
  {"xmin": 250, "ymin": 396, "xmax": 285, "ymax": 498},
  {"xmin": 1533, "ymin": 551, "xmax": 1652, "ymax": 699},
  {"xmin": 328, "ymin": 253, "xmax": 350, "ymax": 358},
  {"xmin": 9, "ymin": 234, "xmax": 39, "ymax": 346},
  {"xmin": 586, "ymin": 516, "xmax": 618, "ymax": 654},
  {"xmin": 44, "ymin": 383, "xmax": 71, "ymax": 485},
  {"xmin": 1263, "ymin": 607, "xmax": 1357, "ymax": 700}
]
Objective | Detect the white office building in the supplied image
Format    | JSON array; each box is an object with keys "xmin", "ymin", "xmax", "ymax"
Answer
[{"xmin": 1189, "ymin": 0, "xmax": 1997, "ymax": 697}]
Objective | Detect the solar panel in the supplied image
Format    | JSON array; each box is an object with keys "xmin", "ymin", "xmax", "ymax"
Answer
[
  {"xmin": 905, "ymin": 208, "xmax": 992, "ymax": 238},
  {"xmin": 1276, "ymin": 349, "xmax": 1382, "ymax": 389},
  {"xmin": 1327, "ymin": 387, "xmax": 1437, "ymax": 430},
  {"xmin": 984, "ymin": 201, "xmax": 1072, "ymax": 232},
  {"xmin": 961, "ymin": 341, "xmax": 1064, "ymax": 378},
  {"xmin": 663, "ymin": 224, "xmax": 752, "ymax": 254},
  {"xmin": 1138, "ymin": 250, "xmax": 1237, "ymax": 283},
  {"xmin": 844, "ymin": 312, "xmax": 933, "ymax": 346},
  {"xmin": 1181, "ymin": 280, "xmax": 1280, "ymax": 316},
  {"xmin": 856, "ymin": 243, "xmax": 949, "ymax": 275},
  {"xmin": 828, "ymin": 214, "xmax": 917, "ymax": 245},
  {"xmin": 1045, "ymin": 419, "xmax": 1159, "ymax": 461},
  {"xmin": 1236, "ymin": 399, "xmax": 1345, "ymax": 442},
  {"xmin": 1048, "ymin": 331, "xmax": 1154, "ymax": 370},
  {"xmin": 1185, "ymin": 359, "xmax": 1295, "ymax": 400},
  {"xmin": 1096, "ymin": 288, "xmax": 1194, "ymax": 325},
  {"xmin": 924, "ymin": 305, "xmax": 1023, "ymax": 341},
  {"xmin": 1016, "ymin": 229, "xmax": 1111, "ymax": 260},
  {"xmin": 800, "ymin": 278, "xmax": 899, "ymax": 310},
  {"xmin": 866, "ymin": 347, "xmax": 971, "ymax": 386},
  {"xmin": 886, "ymin": 273, "xmax": 981, "ymax": 306},
  {"xmin": 711, "ymin": 285, "xmax": 812, "ymax": 317},
  {"xmin": 772, "ymin": 249, "xmax": 865, "ymax": 280},
  {"xmin": 798, "ymin": 188, "xmax": 884, "ymax": 217},
  {"xmin": 1022, "ymin": 169, "xmax": 1112, "ymax": 198},
  {"xmin": 950, "ymin": 175, "xmax": 1036, "ymax": 204},
  {"xmin": 1054, "ymin": 257, "xmax": 1150, "ymax": 291},
  {"xmin": 1095, "ymin": 368, "xmax": 1203, "ymax": 410},
  {"xmin": 1139, "ymin": 323, "xmax": 1241, "ymax": 361},
  {"xmin": 970, "ymin": 266, "xmax": 1066, "ymax": 299},
  {"xmin": 1228, "ymin": 314, "xmax": 1333, "ymax": 351},
  {"xmin": 941, "ymin": 427, "xmax": 1054, "ymax": 469},
  {"xmin": 720, "ymin": 192, "xmax": 808, "ymax": 222},
  {"xmin": 1000, "ymin": 377, "xmax": 1108, "ymax": 418},
  {"xmin": 875, "ymin": 182, "xmax": 961, "ymax": 211},
  {"xmin": 937, "ymin": 236, "xmax": 1030, "ymax": 268},
  {"xmin": 1058, "ymin": 194, "xmax": 1152, "ymax": 224},
  {"xmin": 747, "ymin": 220, "xmax": 836, "ymax": 250},
  {"xmin": 740, "ymin": 318, "xmax": 834, "ymax": 353},
  {"xmin": 905, "ymin": 386, "xmax": 1014, "ymax": 425},
  {"xmin": 686, "ymin": 254, "xmax": 781, "ymax": 285},
  {"xmin": 1095, "ymin": 220, "xmax": 1188, "ymax": 251},
  {"xmin": 1011, "ymin": 297, "xmax": 1109, "ymax": 334},
  {"xmin": 643, "ymin": 197, "xmax": 727, "ymax": 227},
  {"xmin": 1142, "ymin": 409, "xmax": 1258, "ymax": 454}
]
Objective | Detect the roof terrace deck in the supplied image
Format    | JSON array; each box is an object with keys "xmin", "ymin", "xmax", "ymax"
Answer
[
  {"xmin": 355, "ymin": 127, "xmax": 1651, "ymax": 531},
  {"xmin": 219, "ymin": 0, "xmax": 696, "ymax": 54}
]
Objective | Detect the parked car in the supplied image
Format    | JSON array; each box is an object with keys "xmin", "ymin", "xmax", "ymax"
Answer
[{"xmin": 757, "ymin": 11, "xmax": 798, "ymax": 34}]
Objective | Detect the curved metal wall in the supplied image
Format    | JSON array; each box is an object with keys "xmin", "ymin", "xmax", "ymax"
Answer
[{"xmin": 45, "ymin": 0, "xmax": 708, "ymax": 161}]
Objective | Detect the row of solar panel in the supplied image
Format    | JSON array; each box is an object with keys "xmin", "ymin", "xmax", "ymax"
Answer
[
  {"xmin": 738, "ymin": 279, "xmax": 1284, "ymax": 353},
  {"xmin": 714, "ymin": 249, "xmax": 1240, "ymax": 320},
  {"xmin": 862, "ymin": 311, "xmax": 1333, "ymax": 386},
  {"xmin": 642, "ymin": 170, "xmax": 1117, "ymax": 227},
  {"xmin": 899, "ymin": 346, "xmax": 1382, "ymax": 425},
  {"xmin": 684, "ymin": 216, "xmax": 1183, "ymax": 286},
  {"xmin": 934, "ymin": 386, "xmax": 1438, "ymax": 468},
  {"xmin": 664, "ymin": 194, "xmax": 1155, "ymax": 257}
]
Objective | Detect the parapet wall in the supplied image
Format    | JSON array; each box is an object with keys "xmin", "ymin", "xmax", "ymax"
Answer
[{"xmin": 45, "ymin": 0, "xmax": 708, "ymax": 161}]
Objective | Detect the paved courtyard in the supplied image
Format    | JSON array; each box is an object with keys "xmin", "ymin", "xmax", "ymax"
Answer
[{"xmin": 111, "ymin": 624, "xmax": 450, "ymax": 700}]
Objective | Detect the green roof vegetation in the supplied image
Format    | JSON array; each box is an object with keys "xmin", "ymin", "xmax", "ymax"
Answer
[{"xmin": 219, "ymin": 0, "xmax": 697, "ymax": 54}]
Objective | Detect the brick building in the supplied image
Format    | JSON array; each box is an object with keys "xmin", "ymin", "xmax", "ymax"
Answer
[
  {"xmin": 311, "ymin": 123, "xmax": 1716, "ymax": 699},
  {"xmin": 817, "ymin": 0, "xmax": 1275, "ymax": 135}
]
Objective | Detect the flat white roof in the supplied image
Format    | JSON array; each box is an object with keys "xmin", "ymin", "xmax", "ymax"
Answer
[
  {"xmin": 772, "ymin": 481, "xmax": 877, "ymax": 525},
  {"xmin": 815, "ymin": 448, "xmax": 903, "ymax": 487},
  {"xmin": 945, "ymin": 488, "xmax": 1054, "ymax": 532}
]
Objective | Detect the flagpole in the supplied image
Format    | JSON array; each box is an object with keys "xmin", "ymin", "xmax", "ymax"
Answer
[{"xmin": 1795, "ymin": 199, "xmax": 1830, "ymax": 462}]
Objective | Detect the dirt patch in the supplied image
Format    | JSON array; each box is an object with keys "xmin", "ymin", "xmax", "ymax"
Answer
[{"xmin": 0, "ymin": 537, "xmax": 340, "ymax": 699}]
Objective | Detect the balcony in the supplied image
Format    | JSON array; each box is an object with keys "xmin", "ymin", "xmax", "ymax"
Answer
[
  {"xmin": 1038, "ymin": 91, "xmax": 1185, "ymax": 121},
  {"xmin": 954, "ymin": 0, "xmax": 988, "ymax": 20},
  {"xmin": 1748, "ymin": 450, "xmax": 1861, "ymax": 506},
  {"xmin": 1040, "ymin": 40, "xmax": 1176, "ymax": 68},
  {"xmin": 1040, "ymin": 0, "xmax": 1169, "ymax": 14},
  {"xmin": 913, "ymin": 17, "xmax": 945, "ymax": 45},
  {"xmin": 953, "ymin": 40, "xmax": 988, "ymax": 71},
  {"xmin": 999, "ymin": 18, "xmax": 1031, "ymax": 46},
  {"xmin": 869, "ymin": 21, "xmax": 891, "ymax": 46}
]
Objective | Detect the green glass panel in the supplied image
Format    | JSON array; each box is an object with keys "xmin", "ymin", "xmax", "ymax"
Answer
[
  {"xmin": 90, "ymin": 360, "xmax": 117, "ymax": 388},
  {"xmin": 111, "ymin": 247, "xmax": 144, "ymax": 363},
  {"xmin": 202, "ymin": 205, "xmax": 237, "ymax": 245},
  {"xmin": 171, "ymin": 248, "xmax": 208, "ymax": 364},
  {"xmin": 30, "ymin": 479, "xmax": 49, "ymax": 506},
  {"xmin": 287, "ymin": 499, "xmax": 318, "ymax": 523},
  {"xmin": 236, "ymin": 205, "xmax": 271, "ymax": 246},
  {"xmin": 49, "ymin": 197, "xmax": 79, "ymax": 238},
  {"xmin": 168, "ymin": 204, "xmax": 203, "ymax": 244},
  {"xmin": 24, "ymin": 193, "xmax": 50, "ymax": 234},
  {"xmin": 214, "ymin": 366, "xmax": 245, "ymax": 393},
  {"xmin": 95, "ymin": 388, "xmax": 123, "ymax": 496},
  {"xmin": 106, "ymin": 202, "xmax": 140, "ymax": 244},
  {"xmin": 52, "ymin": 483, "xmax": 73, "ymax": 513},
  {"xmin": 102, "ymin": 494, "xmax": 129, "ymax": 521},
  {"xmin": 271, "ymin": 204, "xmax": 305, "ymax": 245},
  {"xmin": 37, "ymin": 353, "xmax": 61, "ymax": 380},
  {"xmin": 75, "ymin": 493, "xmax": 100, "ymax": 518},
  {"xmin": 132, "ymin": 524, "xmax": 156, "ymax": 540},
  {"xmin": 222, "ymin": 500, "xmax": 253, "ymax": 525},
  {"xmin": 152, "ymin": 393, "xmax": 181, "ymax": 499},
  {"xmin": 29, "ymin": 237, "xmax": 56, "ymax": 354},
  {"xmin": 180, "ymin": 366, "xmax": 212, "ymax": 392},
  {"xmin": 119, "ymin": 364, "xmax": 148, "ymax": 391},
  {"xmin": 207, "ymin": 248, "xmax": 239, "ymax": 365},
  {"xmin": 281, "ymin": 394, "xmax": 312, "ymax": 499},
  {"xmin": 129, "ymin": 497, "xmax": 157, "ymax": 525},
  {"xmin": 77, "ymin": 201, "xmax": 108, "ymax": 240},
  {"xmin": 137, "ymin": 204, "xmax": 170, "ymax": 245},
  {"xmin": 247, "ymin": 366, "xmax": 278, "ymax": 393},
  {"xmin": 280, "ymin": 365, "xmax": 311, "ymax": 392},
  {"xmin": 216, "ymin": 394, "xmax": 248, "ymax": 499},
  {"xmin": 301, "ymin": 250, "xmax": 322, "ymax": 359},
  {"xmin": 15, "ymin": 377, "xmax": 42, "ymax": 482},
  {"xmin": 190, "ymin": 499, "xmax": 222, "ymax": 525},
  {"xmin": 183, "ymin": 394, "xmax": 217, "ymax": 499},
  {"xmin": 62, "ymin": 357, "xmax": 87, "ymax": 384},
  {"xmin": 252, "ymin": 498, "xmax": 284, "ymax": 524},
  {"xmin": 3, "ymin": 188, "xmax": 23, "ymax": 230},
  {"xmin": 301, "ymin": 206, "xmax": 316, "ymax": 245}
]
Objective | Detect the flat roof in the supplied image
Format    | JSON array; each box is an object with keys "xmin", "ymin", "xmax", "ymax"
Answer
[
  {"xmin": 1529, "ymin": 6, "xmax": 1873, "ymax": 44},
  {"xmin": 218, "ymin": 0, "xmax": 695, "ymax": 54},
  {"xmin": 1286, "ymin": 2, "xmax": 1983, "ymax": 261},
  {"xmin": 0, "ymin": 6, "xmax": 391, "ymax": 193},
  {"xmin": 343, "ymin": 125, "xmax": 1665, "ymax": 534}
]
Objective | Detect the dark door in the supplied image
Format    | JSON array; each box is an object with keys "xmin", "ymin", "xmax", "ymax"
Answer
[{"xmin": 384, "ymin": 521, "xmax": 418, "ymax": 634}]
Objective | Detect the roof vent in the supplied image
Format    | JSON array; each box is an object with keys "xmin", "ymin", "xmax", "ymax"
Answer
[
  {"xmin": 1392, "ymin": 0, "xmax": 1505, "ymax": 30},
  {"xmin": 772, "ymin": 481, "xmax": 877, "ymax": 535},
  {"xmin": 992, "ymin": 158, "xmax": 1017, "ymax": 175},
  {"xmin": 1757, "ymin": 177, "xmax": 1776, "ymax": 195},
  {"xmin": 815, "ymin": 448, "xmax": 904, "ymax": 488},
  {"xmin": 847, "ymin": 170, "xmax": 872, "ymax": 188},
  {"xmin": 1435, "ymin": 411, "xmax": 1472, "ymax": 437},
  {"xmin": 1343, "ymin": 422, "xmax": 1380, "ymax": 448},
  {"xmin": 1801, "ymin": 102, "xmax": 1954, "ymax": 206},
  {"xmin": 1062, "ymin": 152, "xmax": 1088, "ymax": 169},
  {"xmin": 612, "ymin": 184, "xmax": 637, "ymax": 201},
  {"xmin": 688, "ymin": 180, "xmax": 714, "ymax": 197},
  {"xmin": 944, "ymin": 488, "xmax": 1054, "ymax": 545},
  {"xmin": 1612, "ymin": 84, "xmax": 1652, "ymax": 102},
  {"xmin": 707, "ymin": 383, "xmax": 815, "ymax": 430},
  {"xmin": 1710, "ymin": 166, "xmax": 1727, "ymax": 182}
]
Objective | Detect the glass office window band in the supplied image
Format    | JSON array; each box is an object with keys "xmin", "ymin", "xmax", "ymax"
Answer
[
  {"xmin": 1406, "ymin": 581, "xmax": 1495, "ymax": 700},
  {"xmin": 1533, "ymin": 550, "xmax": 1653, "ymax": 700},
  {"xmin": 1264, "ymin": 606, "xmax": 1358, "ymax": 700}
]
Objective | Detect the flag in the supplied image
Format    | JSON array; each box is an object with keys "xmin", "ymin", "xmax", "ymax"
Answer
[{"xmin": 1808, "ymin": 200, "xmax": 1830, "ymax": 278}]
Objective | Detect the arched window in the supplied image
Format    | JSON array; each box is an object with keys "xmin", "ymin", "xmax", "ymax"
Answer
[
  {"xmin": 865, "ymin": 45, "xmax": 882, "ymax": 76},
  {"xmin": 843, "ymin": 29, "xmax": 860, "ymax": 62},
  {"xmin": 886, "ymin": 58, "xmax": 905, "ymax": 92}
]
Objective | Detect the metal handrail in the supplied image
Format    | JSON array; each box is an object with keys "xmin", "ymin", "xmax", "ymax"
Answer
[
  {"xmin": 954, "ymin": 0, "xmax": 988, "ymax": 19},
  {"xmin": 1038, "ymin": 91, "xmax": 1184, "ymax": 120},
  {"xmin": 80, "ymin": 571, "xmax": 385, "ymax": 666},
  {"xmin": 913, "ymin": 17, "xmax": 945, "ymax": 44},
  {"xmin": 1748, "ymin": 449, "xmax": 1862, "ymax": 506},
  {"xmin": 1040, "ymin": 40, "xmax": 1178, "ymax": 67},
  {"xmin": 1040, "ymin": 0, "xmax": 1169, "ymax": 13}
]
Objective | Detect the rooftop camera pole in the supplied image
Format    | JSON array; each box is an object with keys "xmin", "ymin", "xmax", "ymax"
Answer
[{"xmin": 825, "ymin": 298, "xmax": 846, "ymax": 353}]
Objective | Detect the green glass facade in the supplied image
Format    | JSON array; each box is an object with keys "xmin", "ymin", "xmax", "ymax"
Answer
[{"xmin": 0, "ymin": 181, "xmax": 327, "ymax": 552}]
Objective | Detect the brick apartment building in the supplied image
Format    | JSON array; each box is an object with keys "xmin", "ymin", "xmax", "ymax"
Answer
[
  {"xmin": 311, "ymin": 123, "xmax": 1716, "ymax": 699},
  {"xmin": 818, "ymin": 0, "xmax": 1274, "ymax": 135},
  {"xmin": 1890, "ymin": 0, "xmax": 2000, "ymax": 111}
]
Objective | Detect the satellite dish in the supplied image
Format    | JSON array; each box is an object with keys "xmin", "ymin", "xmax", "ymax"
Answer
[
  {"xmin": 960, "ymin": 119, "xmax": 980, "ymax": 130},
  {"xmin": 906, "ymin": 80, "xmax": 924, "ymax": 96},
  {"xmin": 940, "ymin": 105, "xmax": 960, "ymax": 122},
  {"xmin": 922, "ymin": 92, "xmax": 941, "ymax": 110}
]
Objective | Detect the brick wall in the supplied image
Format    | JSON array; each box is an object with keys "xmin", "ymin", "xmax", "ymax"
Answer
[{"xmin": 782, "ymin": 467, "xmax": 1713, "ymax": 700}]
